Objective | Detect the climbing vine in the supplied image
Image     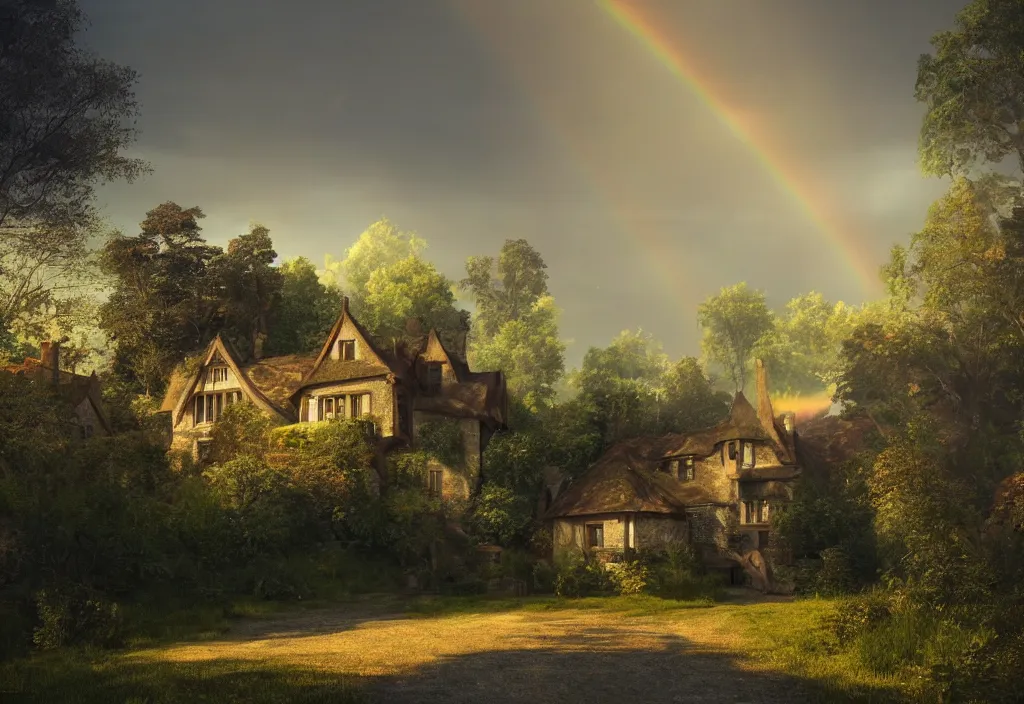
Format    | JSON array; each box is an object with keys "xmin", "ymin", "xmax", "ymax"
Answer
[{"xmin": 417, "ymin": 418, "xmax": 465, "ymax": 469}]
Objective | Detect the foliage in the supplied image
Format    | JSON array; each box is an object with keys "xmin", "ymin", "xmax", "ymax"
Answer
[
  {"xmin": 208, "ymin": 224, "xmax": 283, "ymax": 359},
  {"xmin": 33, "ymin": 588, "xmax": 124, "ymax": 650},
  {"xmin": 553, "ymin": 553, "xmax": 614, "ymax": 598},
  {"xmin": 416, "ymin": 418, "xmax": 465, "ymax": 470},
  {"xmin": 469, "ymin": 295, "xmax": 565, "ymax": 408},
  {"xmin": 325, "ymin": 218, "xmax": 468, "ymax": 346},
  {"xmin": 606, "ymin": 560, "xmax": 650, "ymax": 595},
  {"xmin": 265, "ymin": 257, "xmax": 343, "ymax": 356},
  {"xmin": 462, "ymin": 239, "xmax": 550, "ymax": 339},
  {"xmin": 468, "ymin": 485, "xmax": 534, "ymax": 547},
  {"xmin": 697, "ymin": 282, "xmax": 774, "ymax": 391},
  {"xmin": 98, "ymin": 203, "xmax": 222, "ymax": 394},
  {"xmin": 916, "ymin": 0, "xmax": 1024, "ymax": 176},
  {"xmin": 0, "ymin": 0, "xmax": 146, "ymax": 235}
]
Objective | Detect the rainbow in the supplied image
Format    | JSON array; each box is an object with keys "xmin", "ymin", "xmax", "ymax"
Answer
[
  {"xmin": 598, "ymin": 0, "xmax": 883, "ymax": 296},
  {"xmin": 447, "ymin": 2, "xmax": 705, "ymax": 310}
]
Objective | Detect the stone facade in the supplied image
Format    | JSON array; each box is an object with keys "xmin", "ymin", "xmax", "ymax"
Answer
[{"xmin": 160, "ymin": 300, "xmax": 506, "ymax": 506}]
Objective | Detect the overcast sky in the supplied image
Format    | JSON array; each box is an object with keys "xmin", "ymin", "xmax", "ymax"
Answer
[{"xmin": 78, "ymin": 0, "xmax": 966, "ymax": 367}]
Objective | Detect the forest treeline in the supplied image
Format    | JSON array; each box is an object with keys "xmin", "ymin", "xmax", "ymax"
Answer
[{"xmin": 2, "ymin": 0, "xmax": 1024, "ymax": 700}]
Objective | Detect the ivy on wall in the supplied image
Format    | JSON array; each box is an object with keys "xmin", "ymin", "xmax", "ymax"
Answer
[{"xmin": 417, "ymin": 418, "xmax": 465, "ymax": 470}]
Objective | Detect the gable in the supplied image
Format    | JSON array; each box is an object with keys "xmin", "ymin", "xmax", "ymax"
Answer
[
  {"xmin": 168, "ymin": 336, "xmax": 293, "ymax": 426},
  {"xmin": 295, "ymin": 298, "xmax": 400, "ymax": 398},
  {"xmin": 419, "ymin": 329, "xmax": 460, "ymax": 383}
]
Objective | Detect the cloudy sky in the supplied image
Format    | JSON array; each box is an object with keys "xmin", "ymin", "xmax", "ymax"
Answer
[{"xmin": 78, "ymin": 0, "xmax": 965, "ymax": 367}]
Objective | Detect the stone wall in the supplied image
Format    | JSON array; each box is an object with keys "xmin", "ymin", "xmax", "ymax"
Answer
[
  {"xmin": 693, "ymin": 450, "xmax": 735, "ymax": 503},
  {"xmin": 413, "ymin": 411, "xmax": 482, "ymax": 501},
  {"xmin": 634, "ymin": 515, "xmax": 688, "ymax": 551},
  {"xmin": 685, "ymin": 505, "xmax": 733, "ymax": 549},
  {"xmin": 301, "ymin": 378, "xmax": 395, "ymax": 435}
]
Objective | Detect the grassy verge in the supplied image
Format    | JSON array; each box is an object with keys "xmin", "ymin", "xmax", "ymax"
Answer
[{"xmin": 710, "ymin": 598, "xmax": 926, "ymax": 702}]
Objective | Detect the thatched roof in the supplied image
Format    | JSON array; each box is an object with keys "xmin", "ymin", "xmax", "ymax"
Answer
[
  {"xmin": 545, "ymin": 436, "xmax": 721, "ymax": 518},
  {"xmin": 242, "ymin": 354, "xmax": 315, "ymax": 409},
  {"xmin": 663, "ymin": 392, "xmax": 772, "ymax": 457},
  {"xmin": 301, "ymin": 359, "xmax": 392, "ymax": 388},
  {"xmin": 414, "ymin": 370, "xmax": 507, "ymax": 427}
]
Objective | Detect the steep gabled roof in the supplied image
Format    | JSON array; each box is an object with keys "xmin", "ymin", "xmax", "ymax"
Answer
[
  {"xmin": 663, "ymin": 392, "xmax": 771, "ymax": 457},
  {"xmin": 411, "ymin": 328, "xmax": 507, "ymax": 428},
  {"xmin": 292, "ymin": 298, "xmax": 402, "ymax": 398},
  {"xmin": 545, "ymin": 436, "xmax": 722, "ymax": 518},
  {"xmin": 162, "ymin": 335, "xmax": 294, "ymax": 426}
]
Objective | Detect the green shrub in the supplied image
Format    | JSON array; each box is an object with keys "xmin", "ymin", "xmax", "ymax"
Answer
[
  {"xmin": 554, "ymin": 554, "xmax": 613, "ymax": 598},
  {"xmin": 33, "ymin": 588, "xmax": 124, "ymax": 650},
  {"xmin": 823, "ymin": 590, "xmax": 893, "ymax": 645},
  {"xmin": 607, "ymin": 560, "xmax": 650, "ymax": 595},
  {"xmin": 532, "ymin": 561, "xmax": 556, "ymax": 594},
  {"xmin": 814, "ymin": 546, "xmax": 855, "ymax": 595}
]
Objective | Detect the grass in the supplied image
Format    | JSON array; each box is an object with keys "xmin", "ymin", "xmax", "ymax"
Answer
[{"xmin": 0, "ymin": 592, "xmax": 928, "ymax": 703}]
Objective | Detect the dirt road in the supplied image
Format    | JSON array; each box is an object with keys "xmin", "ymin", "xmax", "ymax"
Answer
[{"xmin": 140, "ymin": 600, "xmax": 814, "ymax": 703}]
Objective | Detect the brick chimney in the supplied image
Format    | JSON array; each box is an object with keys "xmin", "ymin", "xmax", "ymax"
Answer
[{"xmin": 341, "ymin": 296, "xmax": 349, "ymax": 314}]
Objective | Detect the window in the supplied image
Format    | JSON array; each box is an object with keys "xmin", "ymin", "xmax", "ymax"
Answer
[
  {"xmin": 682, "ymin": 456, "xmax": 695, "ymax": 481},
  {"xmin": 350, "ymin": 394, "xmax": 363, "ymax": 418},
  {"xmin": 727, "ymin": 441, "xmax": 737, "ymax": 461},
  {"xmin": 668, "ymin": 459, "xmax": 680, "ymax": 477},
  {"xmin": 85, "ymin": 424, "xmax": 94, "ymax": 439},
  {"xmin": 211, "ymin": 366, "xmax": 228, "ymax": 383},
  {"xmin": 425, "ymin": 363, "xmax": 442, "ymax": 392},
  {"xmin": 323, "ymin": 397, "xmax": 336, "ymax": 419},
  {"xmin": 742, "ymin": 500, "xmax": 768, "ymax": 524},
  {"xmin": 741, "ymin": 441, "xmax": 755, "ymax": 469},
  {"xmin": 319, "ymin": 395, "xmax": 345, "ymax": 421},
  {"xmin": 196, "ymin": 439, "xmax": 213, "ymax": 465},
  {"xmin": 194, "ymin": 392, "xmax": 242, "ymax": 426},
  {"xmin": 586, "ymin": 523, "xmax": 604, "ymax": 548},
  {"xmin": 428, "ymin": 469, "xmax": 443, "ymax": 496},
  {"xmin": 338, "ymin": 339, "xmax": 355, "ymax": 361}
]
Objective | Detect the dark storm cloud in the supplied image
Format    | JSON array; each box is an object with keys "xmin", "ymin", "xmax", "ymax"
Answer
[{"xmin": 78, "ymin": 0, "xmax": 970, "ymax": 366}]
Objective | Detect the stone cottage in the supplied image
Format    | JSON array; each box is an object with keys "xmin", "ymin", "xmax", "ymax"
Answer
[
  {"xmin": 545, "ymin": 360, "xmax": 800, "ymax": 586},
  {"xmin": 159, "ymin": 297, "xmax": 508, "ymax": 501},
  {"xmin": 2, "ymin": 340, "xmax": 113, "ymax": 439}
]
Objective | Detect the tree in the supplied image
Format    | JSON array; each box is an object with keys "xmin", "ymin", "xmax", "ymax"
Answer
[
  {"xmin": 660, "ymin": 357, "xmax": 731, "ymax": 432},
  {"xmin": 265, "ymin": 257, "xmax": 343, "ymax": 356},
  {"xmin": 570, "ymin": 329, "xmax": 670, "ymax": 445},
  {"xmin": 462, "ymin": 239, "xmax": 550, "ymax": 338},
  {"xmin": 0, "ymin": 0, "xmax": 146, "ymax": 235},
  {"xmin": 98, "ymin": 202, "xmax": 221, "ymax": 393},
  {"xmin": 753, "ymin": 293, "xmax": 856, "ymax": 395},
  {"xmin": 463, "ymin": 240, "xmax": 565, "ymax": 407},
  {"xmin": 917, "ymin": 0, "xmax": 1024, "ymax": 176},
  {"xmin": 697, "ymin": 283, "xmax": 774, "ymax": 391},
  {"xmin": 209, "ymin": 224, "xmax": 283, "ymax": 359},
  {"xmin": 361, "ymin": 255, "xmax": 468, "ymax": 345},
  {"xmin": 469, "ymin": 295, "xmax": 565, "ymax": 409},
  {"xmin": 328, "ymin": 219, "xmax": 468, "ymax": 346}
]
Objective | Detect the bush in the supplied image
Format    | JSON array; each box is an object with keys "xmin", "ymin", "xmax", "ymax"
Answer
[
  {"xmin": 855, "ymin": 608, "xmax": 935, "ymax": 674},
  {"xmin": 532, "ymin": 561, "xmax": 556, "ymax": 594},
  {"xmin": 814, "ymin": 546, "xmax": 855, "ymax": 595},
  {"xmin": 642, "ymin": 545, "xmax": 722, "ymax": 600},
  {"xmin": 607, "ymin": 560, "xmax": 650, "ymax": 595},
  {"xmin": 823, "ymin": 589, "xmax": 893, "ymax": 645},
  {"xmin": 554, "ymin": 554, "xmax": 613, "ymax": 598},
  {"xmin": 33, "ymin": 588, "xmax": 124, "ymax": 650}
]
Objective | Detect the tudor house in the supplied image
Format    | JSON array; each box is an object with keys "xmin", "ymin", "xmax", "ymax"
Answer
[
  {"xmin": 545, "ymin": 359, "xmax": 800, "ymax": 585},
  {"xmin": 2, "ymin": 340, "xmax": 113, "ymax": 439},
  {"xmin": 159, "ymin": 297, "xmax": 508, "ymax": 501}
]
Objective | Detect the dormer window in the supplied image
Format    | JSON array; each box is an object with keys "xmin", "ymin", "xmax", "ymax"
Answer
[
  {"xmin": 211, "ymin": 366, "xmax": 228, "ymax": 383},
  {"xmin": 338, "ymin": 339, "xmax": 355, "ymax": 361},
  {"xmin": 425, "ymin": 363, "xmax": 442, "ymax": 392}
]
